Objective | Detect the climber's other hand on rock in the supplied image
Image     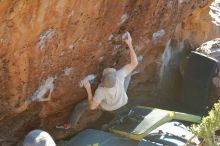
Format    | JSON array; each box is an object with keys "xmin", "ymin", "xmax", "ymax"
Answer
[
  {"xmin": 123, "ymin": 31, "xmax": 132, "ymax": 45},
  {"xmin": 83, "ymin": 79, "xmax": 91, "ymax": 90}
]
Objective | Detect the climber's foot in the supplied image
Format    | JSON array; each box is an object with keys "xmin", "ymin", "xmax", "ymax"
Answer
[{"xmin": 56, "ymin": 124, "xmax": 71, "ymax": 130}]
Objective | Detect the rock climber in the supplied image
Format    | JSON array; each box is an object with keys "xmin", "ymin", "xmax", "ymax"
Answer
[{"xmin": 57, "ymin": 31, "xmax": 138, "ymax": 129}]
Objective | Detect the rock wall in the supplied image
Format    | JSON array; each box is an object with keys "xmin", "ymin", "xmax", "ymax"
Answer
[
  {"xmin": 158, "ymin": 0, "xmax": 220, "ymax": 99},
  {"xmin": 0, "ymin": 0, "xmax": 219, "ymax": 145}
]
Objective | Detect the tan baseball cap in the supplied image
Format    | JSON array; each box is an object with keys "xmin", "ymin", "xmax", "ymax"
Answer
[{"xmin": 100, "ymin": 68, "xmax": 116, "ymax": 88}]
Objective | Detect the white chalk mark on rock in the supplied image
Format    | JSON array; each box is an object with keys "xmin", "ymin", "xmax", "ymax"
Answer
[
  {"xmin": 79, "ymin": 74, "xmax": 96, "ymax": 87},
  {"xmin": 118, "ymin": 13, "xmax": 129, "ymax": 25},
  {"xmin": 113, "ymin": 44, "xmax": 122, "ymax": 50},
  {"xmin": 59, "ymin": 51, "xmax": 64, "ymax": 57},
  {"xmin": 69, "ymin": 44, "xmax": 75, "ymax": 50},
  {"xmin": 37, "ymin": 28, "xmax": 56, "ymax": 50},
  {"xmin": 30, "ymin": 76, "xmax": 56, "ymax": 101},
  {"xmin": 112, "ymin": 62, "xmax": 117, "ymax": 67},
  {"xmin": 178, "ymin": 0, "xmax": 184, "ymax": 4},
  {"xmin": 178, "ymin": 0, "xmax": 189, "ymax": 4},
  {"xmin": 167, "ymin": 1, "xmax": 174, "ymax": 8},
  {"xmin": 137, "ymin": 55, "xmax": 143, "ymax": 63},
  {"xmin": 152, "ymin": 29, "xmax": 165, "ymax": 44},
  {"xmin": 108, "ymin": 34, "xmax": 114, "ymax": 41},
  {"xmin": 99, "ymin": 56, "xmax": 104, "ymax": 62},
  {"xmin": 64, "ymin": 67, "xmax": 73, "ymax": 75}
]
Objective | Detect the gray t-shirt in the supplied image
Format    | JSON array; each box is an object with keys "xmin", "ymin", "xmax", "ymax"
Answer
[{"xmin": 93, "ymin": 69, "xmax": 128, "ymax": 111}]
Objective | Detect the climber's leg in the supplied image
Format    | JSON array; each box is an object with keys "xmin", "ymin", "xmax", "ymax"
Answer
[{"xmin": 69, "ymin": 99, "xmax": 89, "ymax": 127}]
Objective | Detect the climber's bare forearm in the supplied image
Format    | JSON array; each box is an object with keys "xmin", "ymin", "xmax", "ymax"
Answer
[
  {"xmin": 121, "ymin": 42, "xmax": 138, "ymax": 75},
  {"xmin": 82, "ymin": 79, "xmax": 99, "ymax": 110},
  {"xmin": 128, "ymin": 43, "xmax": 138, "ymax": 67},
  {"xmin": 14, "ymin": 100, "xmax": 31, "ymax": 113},
  {"xmin": 86, "ymin": 87, "xmax": 99, "ymax": 110}
]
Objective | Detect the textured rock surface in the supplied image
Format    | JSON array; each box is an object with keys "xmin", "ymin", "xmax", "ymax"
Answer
[{"xmin": 0, "ymin": 0, "xmax": 220, "ymax": 145}]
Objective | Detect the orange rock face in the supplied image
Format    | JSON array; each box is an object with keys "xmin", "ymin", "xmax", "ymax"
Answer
[{"xmin": 0, "ymin": 0, "xmax": 219, "ymax": 144}]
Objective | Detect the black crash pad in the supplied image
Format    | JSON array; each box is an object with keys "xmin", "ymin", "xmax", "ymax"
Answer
[{"xmin": 64, "ymin": 129, "xmax": 139, "ymax": 146}]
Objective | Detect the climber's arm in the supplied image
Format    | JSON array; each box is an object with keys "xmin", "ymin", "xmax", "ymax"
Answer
[
  {"xmin": 83, "ymin": 80, "xmax": 99, "ymax": 110},
  {"xmin": 120, "ymin": 32, "xmax": 138, "ymax": 76},
  {"xmin": 14, "ymin": 99, "xmax": 31, "ymax": 113}
]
